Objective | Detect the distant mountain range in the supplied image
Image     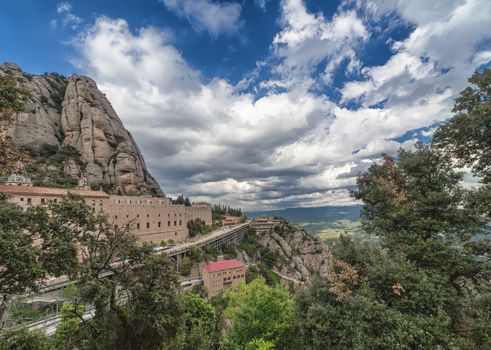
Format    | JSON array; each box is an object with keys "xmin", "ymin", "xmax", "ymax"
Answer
[{"xmin": 247, "ymin": 205, "xmax": 371, "ymax": 243}]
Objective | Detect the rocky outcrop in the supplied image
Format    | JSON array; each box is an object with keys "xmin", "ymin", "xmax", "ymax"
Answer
[
  {"xmin": 1, "ymin": 63, "xmax": 163, "ymax": 196},
  {"xmin": 238, "ymin": 220, "xmax": 332, "ymax": 283}
]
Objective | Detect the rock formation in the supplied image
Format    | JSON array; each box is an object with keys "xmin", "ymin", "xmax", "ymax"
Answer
[
  {"xmin": 1, "ymin": 62, "xmax": 163, "ymax": 196},
  {"xmin": 237, "ymin": 220, "xmax": 332, "ymax": 283}
]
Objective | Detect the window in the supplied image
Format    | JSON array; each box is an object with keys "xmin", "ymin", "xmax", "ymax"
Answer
[
  {"xmin": 114, "ymin": 224, "xmax": 118, "ymax": 230},
  {"xmin": 92, "ymin": 200, "xmax": 96, "ymax": 206},
  {"xmin": 174, "ymin": 221, "xmax": 177, "ymax": 226},
  {"xmin": 137, "ymin": 214, "xmax": 140, "ymax": 218},
  {"xmin": 54, "ymin": 199, "xmax": 57, "ymax": 204},
  {"xmin": 147, "ymin": 214, "xmax": 149, "ymax": 218},
  {"xmin": 114, "ymin": 215, "xmax": 118, "ymax": 219},
  {"xmin": 175, "ymin": 232, "xmax": 177, "ymax": 236},
  {"xmin": 126, "ymin": 214, "xmax": 129, "ymax": 218},
  {"xmin": 41, "ymin": 198, "xmax": 45, "ymax": 204},
  {"xmin": 27, "ymin": 198, "xmax": 32, "ymax": 205},
  {"xmin": 136, "ymin": 223, "xmax": 140, "ymax": 229},
  {"xmin": 179, "ymin": 220, "xmax": 182, "ymax": 226},
  {"xmin": 20, "ymin": 197, "xmax": 24, "ymax": 201},
  {"xmin": 146, "ymin": 223, "xmax": 150, "ymax": 229},
  {"xmin": 168, "ymin": 221, "xmax": 171, "ymax": 227},
  {"xmin": 158, "ymin": 222, "xmax": 161, "ymax": 228}
]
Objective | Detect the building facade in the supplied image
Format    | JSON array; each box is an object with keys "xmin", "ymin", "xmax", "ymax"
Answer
[
  {"xmin": 222, "ymin": 215, "xmax": 242, "ymax": 225},
  {"xmin": 0, "ymin": 184, "xmax": 212, "ymax": 245},
  {"xmin": 250, "ymin": 217, "xmax": 282, "ymax": 234},
  {"xmin": 200, "ymin": 259, "xmax": 246, "ymax": 298}
]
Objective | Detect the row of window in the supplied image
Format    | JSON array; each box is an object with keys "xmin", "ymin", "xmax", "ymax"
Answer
[
  {"xmin": 113, "ymin": 199, "xmax": 169, "ymax": 205},
  {"xmin": 20, "ymin": 197, "xmax": 58, "ymax": 205},
  {"xmin": 114, "ymin": 212, "xmax": 183, "ymax": 219},
  {"xmin": 223, "ymin": 274, "xmax": 245, "ymax": 282},
  {"xmin": 114, "ymin": 220, "xmax": 183, "ymax": 230}
]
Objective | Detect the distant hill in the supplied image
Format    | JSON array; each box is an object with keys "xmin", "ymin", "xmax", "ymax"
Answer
[{"xmin": 247, "ymin": 205, "xmax": 372, "ymax": 243}]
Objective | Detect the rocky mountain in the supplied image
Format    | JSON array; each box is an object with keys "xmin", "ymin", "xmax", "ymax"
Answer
[
  {"xmin": 1, "ymin": 62, "xmax": 163, "ymax": 196},
  {"xmin": 236, "ymin": 220, "xmax": 332, "ymax": 284}
]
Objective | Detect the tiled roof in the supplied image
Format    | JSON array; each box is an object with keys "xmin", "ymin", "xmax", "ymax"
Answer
[
  {"xmin": 202, "ymin": 259, "xmax": 244, "ymax": 272},
  {"xmin": 0, "ymin": 185, "xmax": 110, "ymax": 198}
]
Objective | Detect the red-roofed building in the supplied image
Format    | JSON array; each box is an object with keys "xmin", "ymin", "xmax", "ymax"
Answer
[{"xmin": 201, "ymin": 259, "xmax": 246, "ymax": 298}]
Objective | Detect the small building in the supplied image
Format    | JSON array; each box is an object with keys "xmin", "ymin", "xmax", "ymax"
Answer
[
  {"xmin": 250, "ymin": 217, "xmax": 282, "ymax": 234},
  {"xmin": 200, "ymin": 259, "xmax": 246, "ymax": 298},
  {"xmin": 222, "ymin": 215, "xmax": 241, "ymax": 226},
  {"xmin": 5, "ymin": 174, "xmax": 32, "ymax": 187}
]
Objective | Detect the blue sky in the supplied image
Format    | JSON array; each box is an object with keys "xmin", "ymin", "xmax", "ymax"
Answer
[{"xmin": 1, "ymin": 0, "xmax": 490, "ymax": 209}]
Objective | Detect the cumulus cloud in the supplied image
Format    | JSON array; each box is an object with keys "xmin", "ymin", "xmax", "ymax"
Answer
[
  {"xmin": 272, "ymin": 1, "xmax": 369, "ymax": 86},
  {"xmin": 73, "ymin": 0, "xmax": 491, "ymax": 210},
  {"xmin": 53, "ymin": 2, "xmax": 83, "ymax": 30},
  {"xmin": 160, "ymin": 0, "xmax": 243, "ymax": 36}
]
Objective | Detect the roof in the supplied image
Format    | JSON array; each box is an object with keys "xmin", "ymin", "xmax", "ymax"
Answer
[
  {"xmin": 193, "ymin": 202, "xmax": 211, "ymax": 206},
  {"xmin": 202, "ymin": 259, "xmax": 244, "ymax": 272},
  {"xmin": 0, "ymin": 185, "xmax": 110, "ymax": 198}
]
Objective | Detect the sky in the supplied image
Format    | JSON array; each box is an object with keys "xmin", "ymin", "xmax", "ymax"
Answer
[{"xmin": 1, "ymin": 0, "xmax": 490, "ymax": 210}]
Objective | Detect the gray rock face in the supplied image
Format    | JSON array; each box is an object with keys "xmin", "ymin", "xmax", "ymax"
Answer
[
  {"xmin": 238, "ymin": 221, "xmax": 332, "ymax": 283},
  {"xmin": 1, "ymin": 63, "xmax": 163, "ymax": 196}
]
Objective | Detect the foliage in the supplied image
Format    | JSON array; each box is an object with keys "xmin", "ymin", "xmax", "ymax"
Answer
[
  {"xmin": 187, "ymin": 218, "xmax": 211, "ymax": 238},
  {"xmin": 172, "ymin": 194, "xmax": 192, "ymax": 206},
  {"xmin": 0, "ymin": 328, "xmax": 50, "ymax": 350},
  {"xmin": 353, "ymin": 144, "xmax": 485, "ymax": 273},
  {"xmin": 0, "ymin": 194, "xmax": 66, "ymax": 324},
  {"xmin": 222, "ymin": 277, "xmax": 294, "ymax": 350},
  {"xmin": 51, "ymin": 302, "xmax": 85, "ymax": 350},
  {"xmin": 179, "ymin": 293, "xmax": 217, "ymax": 350},
  {"xmin": 23, "ymin": 144, "xmax": 84, "ymax": 189},
  {"xmin": 212, "ymin": 204, "xmax": 243, "ymax": 221},
  {"xmin": 245, "ymin": 338, "xmax": 275, "ymax": 350},
  {"xmin": 433, "ymin": 69, "xmax": 491, "ymax": 184}
]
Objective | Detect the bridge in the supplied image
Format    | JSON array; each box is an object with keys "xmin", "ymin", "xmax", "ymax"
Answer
[{"xmin": 163, "ymin": 223, "xmax": 249, "ymax": 270}]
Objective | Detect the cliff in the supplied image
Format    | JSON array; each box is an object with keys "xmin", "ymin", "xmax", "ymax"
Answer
[
  {"xmin": 1, "ymin": 62, "xmax": 163, "ymax": 196},
  {"xmin": 236, "ymin": 220, "xmax": 332, "ymax": 284}
]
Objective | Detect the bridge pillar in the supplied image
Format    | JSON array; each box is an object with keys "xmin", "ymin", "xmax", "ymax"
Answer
[{"xmin": 176, "ymin": 254, "xmax": 181, "ymax": 272}]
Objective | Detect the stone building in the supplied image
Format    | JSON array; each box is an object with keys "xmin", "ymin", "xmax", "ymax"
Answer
[
  {"xmin": 0, "ymin": 184, "xmax": 212, "ymax": 244},
  {"xmin": 250, "ymin": 217, "xmax": 282, "ymax": 234},
  {"xmin": 200, "ymin": 259, "xmax": 246, "ymax": 298},
  {"xmin": 222, "ymin": 215, "xmax": 241, "ymax": 225}
]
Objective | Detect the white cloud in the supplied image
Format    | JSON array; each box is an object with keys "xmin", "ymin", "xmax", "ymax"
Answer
[
  {"xmin": 57, "ymin": 2, "xmax": 72, "ymax": 14},
  {"xmin": 160, "ymin": 0, "xmax": 243, "ymax": 37},
  {"xmin": 255, "ymin": 0, "xmax": 269, "ymax": 11},
  {"xmin": 272, "ymin": 1, "xmax": 369, "ymax": 86},
  {"xmin": 72, "ymin": 0, "xmax": 491, "ymax": 210},
  {"xmin": 53, "ymin": 2, "xmax": 83, "ymax": 30}
]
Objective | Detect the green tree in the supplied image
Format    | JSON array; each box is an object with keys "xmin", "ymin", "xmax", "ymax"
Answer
[
  {"xmin": 0, "ymin": 328, "xmax": 50, "ymax": 350},
  {"xmin": 353, "ymin": 144, "xmax": 484, "ymax": 273},
  {"xmin": 51, "ymin": 302, "xmax": 85, "ymax": 350},
  {"xmin": 179, "ymin": 293, "xmax": 217, "ymax": 350},
  {"xmin": 221, "ymin": 277, "xmax": 293, "ymax": 350},
  {"xmin": 0, "ymin": 194, "xmax": 83, "ymax": 319},
  {"xmin": 433, "ymin": 69, "xmax": 491, "ymax": 184}
]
